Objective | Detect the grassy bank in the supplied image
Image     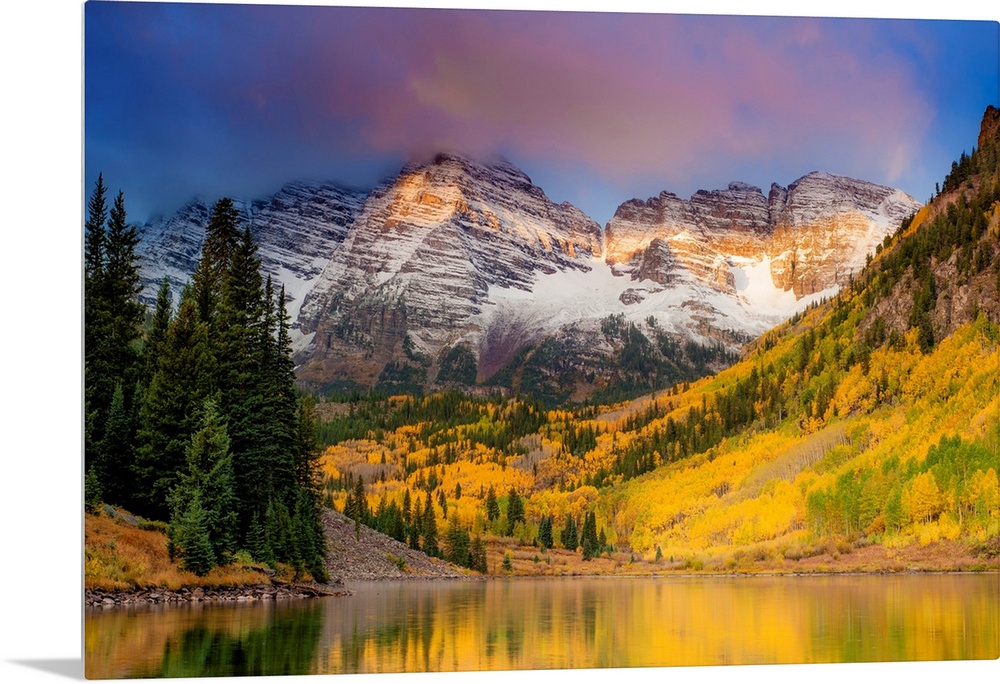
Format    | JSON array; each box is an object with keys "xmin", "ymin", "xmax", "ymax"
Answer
[
  {"xmin": 85, "ymin": 508, "xmax": 304, "ymax": 591},
  {"xmin": 483, "ymin": 535, "xmax": 999, "ymax": 576}
]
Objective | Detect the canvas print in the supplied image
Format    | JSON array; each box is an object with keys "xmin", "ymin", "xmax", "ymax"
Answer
[{"xmin": 83, "ymin": 1, "xmax": 999, "ymax": 680}]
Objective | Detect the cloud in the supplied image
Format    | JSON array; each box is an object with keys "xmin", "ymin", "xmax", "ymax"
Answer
[
  {"xmin": 86, "ymin": 4, "xmax": 991, "ymax": 221},
  {"xmin": 291, "ymin": 11, "xmax": 934, "ymax": 190}
]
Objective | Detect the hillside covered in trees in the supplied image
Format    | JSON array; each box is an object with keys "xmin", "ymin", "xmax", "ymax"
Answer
[{"xmin": 318, "ymin": 107, "xmax": 1000, "ymax": 573}]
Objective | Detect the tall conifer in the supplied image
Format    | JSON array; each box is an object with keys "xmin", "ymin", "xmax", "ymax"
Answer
[{"xmin": 134, "ymin": 290, "xmax": 214, "ymax": 518}]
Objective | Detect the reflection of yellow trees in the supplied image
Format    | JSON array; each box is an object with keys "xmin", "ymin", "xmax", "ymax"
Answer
[{"xmin": 315, "ymin": 576, "xmax": 998, "ymax": 672}]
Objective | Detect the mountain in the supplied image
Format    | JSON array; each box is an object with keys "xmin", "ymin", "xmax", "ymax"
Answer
[
  {"xmin": 316, "ymin": 106, "xmax": 1000, "ymax": 572},
  {"xmin": 137, "ymin": 180, "xmax": 368, "ymax": 324},
  {"xmin": 295, "ymin": 154, "xmax": 604, "ymax": 392},
  {"xmin": 606, "ymin": 172, "xmax": 918, "ymax": 298},
  {"xmin": 137, "ymin": 155, "xmax": 920, "ymax": 402},
  {"xmin": 294, "ymin": 156, "xmax": 919, "ymax": 400}
]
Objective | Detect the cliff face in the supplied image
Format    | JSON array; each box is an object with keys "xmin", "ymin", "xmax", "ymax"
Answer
[
  {"xmin": 605, "ymin": 172, "xmax": 921, "ymax": 300},
  {"xmin": 294, "ymin": 154, "xmax": 604, "ymax": 388}
]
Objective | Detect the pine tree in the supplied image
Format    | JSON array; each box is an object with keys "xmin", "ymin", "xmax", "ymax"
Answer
[
  {"xmin": 84, "ymin": 173, "xmax": 108, "ymax": 292},
  {"xmin": 409, "ymin": 496, "xmax": 423, "ymax": 550},
  {"xmin": 95, "ymin": 383, "xmax": 134, "ymax": 507},
  {"xmin": 142, "ymin": 278, "xmax": 172, "ymax": 386},
  {"xmin": 485, "ymin": 486, "xmax": 500, "ymax": 522},
  {"xmin": 101, "ymin": 190, "xmax": 144, "ymax": 380},
  {"xmin": 422, "ymin": 494, "xmax": 439, "ymax": 557},
  {"xmin": 167, "ymin": 398, "xmax": 238, "ymax": 563},
  {"xmin": 538, "ymin": 514, "xmax": 554, "ymax": 551},
  {"xmin": 84, "ymin": 175, "xmax": 109, "ymax": 432},
  {"xmin": 247, "ymin": 512, "xmax": 272, "ymax": 565},
  {"xmin": 85, "ymin": 177, "xmax": 144, "ymax": 481},
  {"xmin": 171, "ymin": 491, "xmax": 216, "ymax": 576},
  {"xmin": 444, "ymin": 514, "xmax": 471, "ymax": 568},
  {"xmin": 505, "ymin": 487, "xmax": 525, "ymax": 536},
  {"xmin": 84, "ymin": 466, "xmax": 103, "ymax": 513},
  {"xmin": 134, "ymin": 198, "xmax": 329, "ymax": 573},
  {"xmin": 560, "ymin": 514, "xmax": 579, "ymax": 551},
  {"xmin": 581, "ymin": 511, "xmax": 599, "ymax": 560},
  {"xmin": 134, "ymin": 291, "xmax": 215, "ymax": 519},
  {"xmin": 190, "ymin": 197, "xmax": 241, "ymax": 325},
  {"xmin": 470, "ymin": 535, "xmax": 488, "ymax": 573}
]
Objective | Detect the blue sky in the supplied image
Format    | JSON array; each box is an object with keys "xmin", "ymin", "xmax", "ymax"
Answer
[{"xmin": 84, "ymin": 2, "xmax": 998, "ymax": 226}]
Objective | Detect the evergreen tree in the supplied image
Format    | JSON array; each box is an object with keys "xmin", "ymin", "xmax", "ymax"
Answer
[
  {"xmin": 84, "ymin": 173, "xmax": 108, "ymax": 292},
  {"xmin": 349, "ymin": 476, "xmax": 369, "ymax": 524},
  {"xmin": 444, "ymin": 514, "xmax": 471, "ymax": 568},
  {"xmin": 505, "ymin": 487, "xmax": 525, "ymax": 536},
  {"xmin": 142, "ymin": 278, "xmax": 173, "ymax": 386},
  {"xmin": 128, "ymin": 197, "xmax": 329, "ymax": 575},
  {"xmin": 85, "ymin": 177, "xmax": 144, "ymax": 482},
  {"xmin": 485, "ymin": 486, "xmax": 500, "ymax": 522},
  {"xmin": 95, "ymin": 382, "xmax": 134, "ymax": 506},
  {"xmin": 560, "ymin": 514, "xmax": 579, "ymax": 551},
  {"xmin": 402, "ymin": 488, "xmax": 412, "ymax": 526},
  {"xmin": 172, "ymin": 491, "xmax": 217, "ymax": 576},
  {"xmin": 469, "ymin": 535, "xmax": 488, "ymax": 573},
  {"xmin": 537, "ymin": 514, "xmax": 554, "ymax": 551},
  {"xmin": 264, "ymin": 498, "xmax": 295, "ymax": 565},
  {"xmin": 247, "ymin": 512, "xmax": 272, "ymax": 565},
  {"xmin": 422, "ymin": 494, "xmax": 439, "ymax": 557},
  {"xmin": 167, "ymin": 398, "xmax": 238, "ymax": 564},
  {"xmin": 581, "ymin": 511, "xmax": 599, "ymax": 560},
  {"xmin": 84, "ymin": 466, "xmax": 102, "ymax": 513},
  {"xmin": 190, "ymin": 197, "xmax": 241, "ymax": 325},
  {"xmin": 101, "ymin": 190, "xmax": 144, "ymax": 381},
  {"xmin": 409, "ymin": 496, "xmax": 423, "ymax": 550},
  {"xmin": 134, "ymin": 291, "xmax": 215, "ymax": 518}
]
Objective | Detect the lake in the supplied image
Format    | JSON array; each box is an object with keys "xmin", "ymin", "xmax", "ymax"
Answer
[{"xmin": 84, "ymin": 574, "xmax": 999, "ymax": 679}]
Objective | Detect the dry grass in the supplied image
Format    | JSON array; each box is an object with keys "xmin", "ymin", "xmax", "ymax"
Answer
[
  {"xmin": 84, "ymin": 511, "xmax": 272, "ymax": 591},
  {"xmin": 483, "ymin": 534, "xmax": 998, "ymax": 578}
]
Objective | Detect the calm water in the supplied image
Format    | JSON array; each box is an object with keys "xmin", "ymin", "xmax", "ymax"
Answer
[{"xmin": 85, "ymin": 574, "xmax": 999, "ymax": 679}]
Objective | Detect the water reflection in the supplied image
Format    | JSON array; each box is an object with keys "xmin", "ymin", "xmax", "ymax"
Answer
[
  {"xmin": 85, "ymin": 599, "xmax": 324, "ymax": 679},
  {"xmin": 86, "ymin": 574, "xmax": 999, "ymax": 678}
]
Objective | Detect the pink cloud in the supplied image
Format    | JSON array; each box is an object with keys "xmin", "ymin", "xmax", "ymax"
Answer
[{"xmin": 297, "ymin": 11, "xmax": 932, "ymax": 190}]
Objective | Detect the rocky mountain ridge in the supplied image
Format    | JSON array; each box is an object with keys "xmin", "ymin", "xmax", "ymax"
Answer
[
  {"xmin": 137, "ymin": 155, "xmax": 921, "ymax": 400},
  {"xmin": 138, "ymin": 180, "xmax": 368, "ymax": 323}
]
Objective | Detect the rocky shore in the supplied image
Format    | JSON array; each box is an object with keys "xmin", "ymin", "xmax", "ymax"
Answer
[{"xmin": 85, "ymin": 581, "xmax": 350, "ymax": 608}]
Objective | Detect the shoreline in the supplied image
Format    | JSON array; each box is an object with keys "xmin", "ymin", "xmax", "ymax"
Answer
[
  {"xmin": 85, "ymin": 581, "xmax": 351, "ymax": 608},
  {"xmin": 86, "ymin": 565, "xmax": 998, "ymax": 607}
]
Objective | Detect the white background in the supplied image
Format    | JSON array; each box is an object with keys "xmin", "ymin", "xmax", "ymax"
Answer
[{"xmin": 1, "ymin": 1, "xmax": 997, "ymax": 683}]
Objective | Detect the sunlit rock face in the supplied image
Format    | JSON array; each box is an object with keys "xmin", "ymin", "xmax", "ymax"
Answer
[
  {"xmin": 766, "ymin": 173, "xmax": 921, "ymax": 297},
  {"xmin": 295, "ymin": 154, "xmax": 604, "ymax": 387},
  {"xmin": 605, "ymin": 172, "xmax": 920, "ymax": 301}
]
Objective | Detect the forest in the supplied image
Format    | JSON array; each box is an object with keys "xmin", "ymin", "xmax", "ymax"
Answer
[{"xmin": 84, "ymin": 182, "xmax": 328, "ymax": 580}]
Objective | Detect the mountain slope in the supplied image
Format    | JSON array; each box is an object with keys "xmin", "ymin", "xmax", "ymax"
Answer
[
  {"xmin": 138, "ymin": 181, "xmax": 367, "ymax": 324},
  {"xmin": 295, "ymin": 154, "xmax": 603, "ymax": 391},
  {"xmin": 315, "ymin": 106, "xmax": 1000, "ymax": 571}
]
